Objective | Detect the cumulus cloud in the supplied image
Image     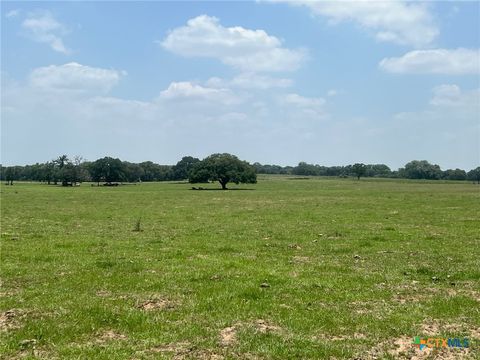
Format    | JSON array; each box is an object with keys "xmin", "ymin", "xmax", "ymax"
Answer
[
  {"xmin": 159, "ymin": 81, "xmax": 241, "ymax": 105},
  {"xmin": 206, "ymin": 73, "xmax": 292, "ymax": 90},
  {"xmin": 284, "ymin": 93, "xmax": 325, "ymax": 107},
  {"xmin": 379, "ymin": 48, "xmax": 480, "ymax": 75},
  {"xmin": 430, "ymin": 84, "xmax": 480, "ymax": 107},
  {"xmin": 22, "ymin": 10, "xmax": 69, "ymax": 54},
  {"xmin": 269, "ymin": 0, "xmax": 438, "ymax": 47},
  {"xmin": 2, "ymin": 61, "xmax": 336, "ymax": 166},
  {"xmin": 283, "ymin": 93, "xmax": 327, "ymax": 118},
  {"xmin": 160, "ymin": 15, "xmax": 306, "ymax": 72},
  {"xmin": 29, "ymin": 62, "xmax": 125, "ymax": 94}
]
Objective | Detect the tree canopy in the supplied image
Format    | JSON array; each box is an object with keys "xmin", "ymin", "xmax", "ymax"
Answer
[
  {"xmin": 172, "ymin": 156, "xmax": 200, "ymax": 181},
  {"xmin": 352, "ymin": 163, "xmax": 367, "ymax": 180},
  {"xmin": 189, "ymin": 153, "xmax": 257, "ymax": 189},
  {"xmin": 402, "ymin": 160, "xmax": 443, "ymax": 180},
  {"xmin": 1, "ymin": 156, "xmax": 477, "ymax": 185},
  {"xmin": 467, "ymin": 167, "xmax": 480, "ymax": 183}
]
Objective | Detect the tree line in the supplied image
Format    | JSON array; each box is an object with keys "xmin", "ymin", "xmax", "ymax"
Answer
[
  {"xmin": 256, "ymin": 160, "xmax": 480, "ymax": 182},
  {"xmin": 1, "ymin": 155, "xmax": 479, "ymax": 185}
]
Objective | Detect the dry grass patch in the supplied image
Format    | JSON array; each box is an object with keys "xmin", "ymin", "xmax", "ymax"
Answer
[
  {"xmin": 219, "ymin": 326, "xmax": 237, "ymax": 346},
  {"xmin": 137, "ymin": 297, "xmax": 177, "ymax": 311},
  {"xmin": 290, "ymin": 256, "xmax": 310, "ymax": 264},
  {"xmin": 148, "ymin": 341, "xmax": 224, "ymax": 359},
  {"xmin": 0, "ymin": 309, "xmax": 27, "ymax": 332},
  {"xmin": 252, "ymin": 319, "xmax": 282, "ymax": 334},
  {"xmin": 96, "ymin": 330, "xmax": 128, "ymax": 344}
]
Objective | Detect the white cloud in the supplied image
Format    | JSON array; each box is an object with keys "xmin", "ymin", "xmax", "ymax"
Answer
[
  {"xmin": 284, "ymin": 93, "xmax": 325, "ymax": 108},
  {"xmin": 379, "ymin": 48, "xmax": 480, "ymax": 75},
  {"xmin": 159, "ymin": 81, "xmax": 241, "ymax": 105},
  {"xmin": 270, "ymin": 0, "xmax": 438, "ymax": 47},
  {"xmin": 3, "ymin": 61, "xmax": 338, "ymax": 166},
  {"xmin": 29, "ymin": 62, "xmax": 125, "ymax": 94},
  {"xmin": 22, "ymin": 11, "xmax": 69, "ymax": 54},
  {"xmin": 160, "ymin": 15, "xmax": 306, "ymax": 72},
  {"xmin": 6, "ymin": 9, "xmax": 20, "ymax": 18},
  {"xmin": 283, "ymin": 93, "xmax": 327, "ymax": 118},
  {"xmin": 430, "ymin": 84, "xmax": 480, "ymax": 107},
  {"xmin": 327, "ymin": 89, "xmax": 338, "ymax": 97},
  {"xmin": 206, "ymin": 73, "xmax": 292, "ymax": 90},
  {"xmin": 390, "ymin": 84, "xmax": 479, "ymax": 169}
]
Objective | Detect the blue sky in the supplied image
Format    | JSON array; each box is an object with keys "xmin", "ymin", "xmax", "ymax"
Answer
[{"xmin": 1, "ymin": 1, "xmax": 479, "ymax": 170}]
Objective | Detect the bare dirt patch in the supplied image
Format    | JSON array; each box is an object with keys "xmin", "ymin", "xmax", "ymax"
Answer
[
  {"xmin": 219, "ymin": 326, "xmax": 237, "ymax": 346},
  {"xmin": 149, "ymin": 341, "xmax": 224, "ymax": 359},
  {"xmin": 0, "ymin": 309, "xmax": 27, "ymax": 332},
  {"xmin": 291, "ymin": 256, "xmax": 310, "ymax": 264},
  {"xmin": 96, "ymin": 330, "xmax": 127, "ymax": 344},
  {"xmin": 392, "ymin": 293, "xmax": 430, "ymax": 304},
  {"xmin": 137, "ymin": 297, "xmax": 176, "ymax": 311},
  {"xmin": 470, "ymin": 327, "xmax": 480, "ymax": 339},
  {"xmin": 6, "ymin": 345, "xmax": 54, "ymax": 360},
  {"xmin": 360, "ymin": 336, "xmax": 472, "ymax": 360},
  {"xmin": 95, "ymin": 290, "xmax": 111, "ymax": 298},
  {"xmin": 359, "ymin": 320, "xmax": 475, "ymax": 360},
  {"xmin": 420, "ymin": 319, "xmax": 473, "ymax": 337},
  {"xmin": 253, "ymin": 319, "xmax": 281, "ymax": 334},
  {"xmin": 0, "ymin": 289, "xmax": 21, "ymax": 298}
]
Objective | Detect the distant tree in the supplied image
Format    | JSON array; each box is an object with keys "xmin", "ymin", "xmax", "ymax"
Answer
[
  {"xmin": 54, "ymin": 155, "xmax": 83, "ymax": 186},
  {"xmin": 172, "ymin": 156, "xmax": 200, "ymax": 180},
  {"xmin": 352, "ymin": 163, "xmax": 367, "ymax": 180},
  {"xmin": 365, "ymin": 164, "xmax": 391, "ymax": 178},
  {"xmin": 123, "ymin": 162, "xmax": 143, "ymax": 182},
  {"xmin": 443, "ymin": 169, "xmax": 467, "ymax": 181},
  {"xmin": 90, "ymin": 157, "xmax": 126, "ymax": 185},
  {"xmin": 292, "ymin": 162, "xmax": 319, "ymax": 176},
  {"xmin": 55, "ymin": 155, "xmax": 69, "ymax": 169},
  {"xmin": 138, "ymin": 161, "xmax": 173, "ymax": 182},
  {"xmin": 253, "ymin": 163, "xmax": 291, "ymax": 175},
  {"xmin": 189, "ymin": 153, "xmax": 257, "ymax": 190},
  {"xmin": 43, "ymin": 161, "xmax": 56, "ymax": 184},
  {"xmin": 325, "ymin": 166, "xmax": 345, "ymax": 177},
  {"xmin": 467, "ymin": 167, "xmax": 480, "ymax": 184},
  {"xmin": 4, "ymin": 167, "xmax": 16, "ymax": 185},
  {"xmin": 404, "ymin": 160, "xmax": 442, "ymax": 180}
]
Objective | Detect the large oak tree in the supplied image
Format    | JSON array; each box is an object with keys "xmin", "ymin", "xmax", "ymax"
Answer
[{"xmin": 189, "ymin": 153, "xmax": 256, "ymax": 190}]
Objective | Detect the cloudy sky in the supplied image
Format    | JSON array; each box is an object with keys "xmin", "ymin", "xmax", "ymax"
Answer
[{"xmin": 2, "ymin": 1, "xmax": 479, "ymax": 170}]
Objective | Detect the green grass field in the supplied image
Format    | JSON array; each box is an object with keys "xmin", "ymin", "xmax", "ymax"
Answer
[{"xmin": 1, "ymin": 177, "xmax": 479, "ymax": 359}]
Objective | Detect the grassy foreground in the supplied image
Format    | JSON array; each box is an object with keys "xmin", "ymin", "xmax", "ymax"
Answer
[{"xmin": 1, "ymin": 176, "xmax": 479, "ymax": 359}]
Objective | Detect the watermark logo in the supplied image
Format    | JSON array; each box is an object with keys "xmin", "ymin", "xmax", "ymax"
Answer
[{"xmin": 412, "ymin": 336, "xmax": 469, "ymax": 350}]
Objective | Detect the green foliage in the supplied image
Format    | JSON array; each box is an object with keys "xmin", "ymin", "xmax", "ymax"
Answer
[
  {"xmin": 443, "ymin": 168, "xmax": 467, "ymax": 181},
  {"xmin": 253, "ymin": 162, "xmax": 292, "ymax": 175},
  {"xmin": 138, "ymin": 161, "xmax": 172, "ymax": 182},
  {"xmin": 352, "ymin": 163, "xmax": 367, "ymax": 180},
  {"xmin": 292, "ymin": 162, "xmax": 392, "ymax": 178},
  {"xmin": 189, "ymin": 153, "xmax": 257, "ymax": 189},
  {"xmin": 467, "ymin": 167, "xmax": 480, "ymax": 183},
  {"xmin": 403, "ymin": 160, "xmax": 442, "ymax": 180},
  {"xmin": 171, "ymin": 156, "xmax": 200, "ymax": 180},
  {"xmin": 0, "ymin": 156, "xmax": 476, "ymax": 184},
  {"xmin": 89, "ymin": 157, "xmax": 126, "ymax": 184}
]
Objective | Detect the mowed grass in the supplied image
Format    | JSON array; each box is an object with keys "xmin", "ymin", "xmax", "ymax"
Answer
[{"xmin": 1, "ymin": 176, "xmax": 479, "ymax": 359}]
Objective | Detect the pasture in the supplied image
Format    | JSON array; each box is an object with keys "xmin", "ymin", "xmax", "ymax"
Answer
[{"xmin": 1, "ymin": 177, "xmax": 479, "ymax": 359}]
